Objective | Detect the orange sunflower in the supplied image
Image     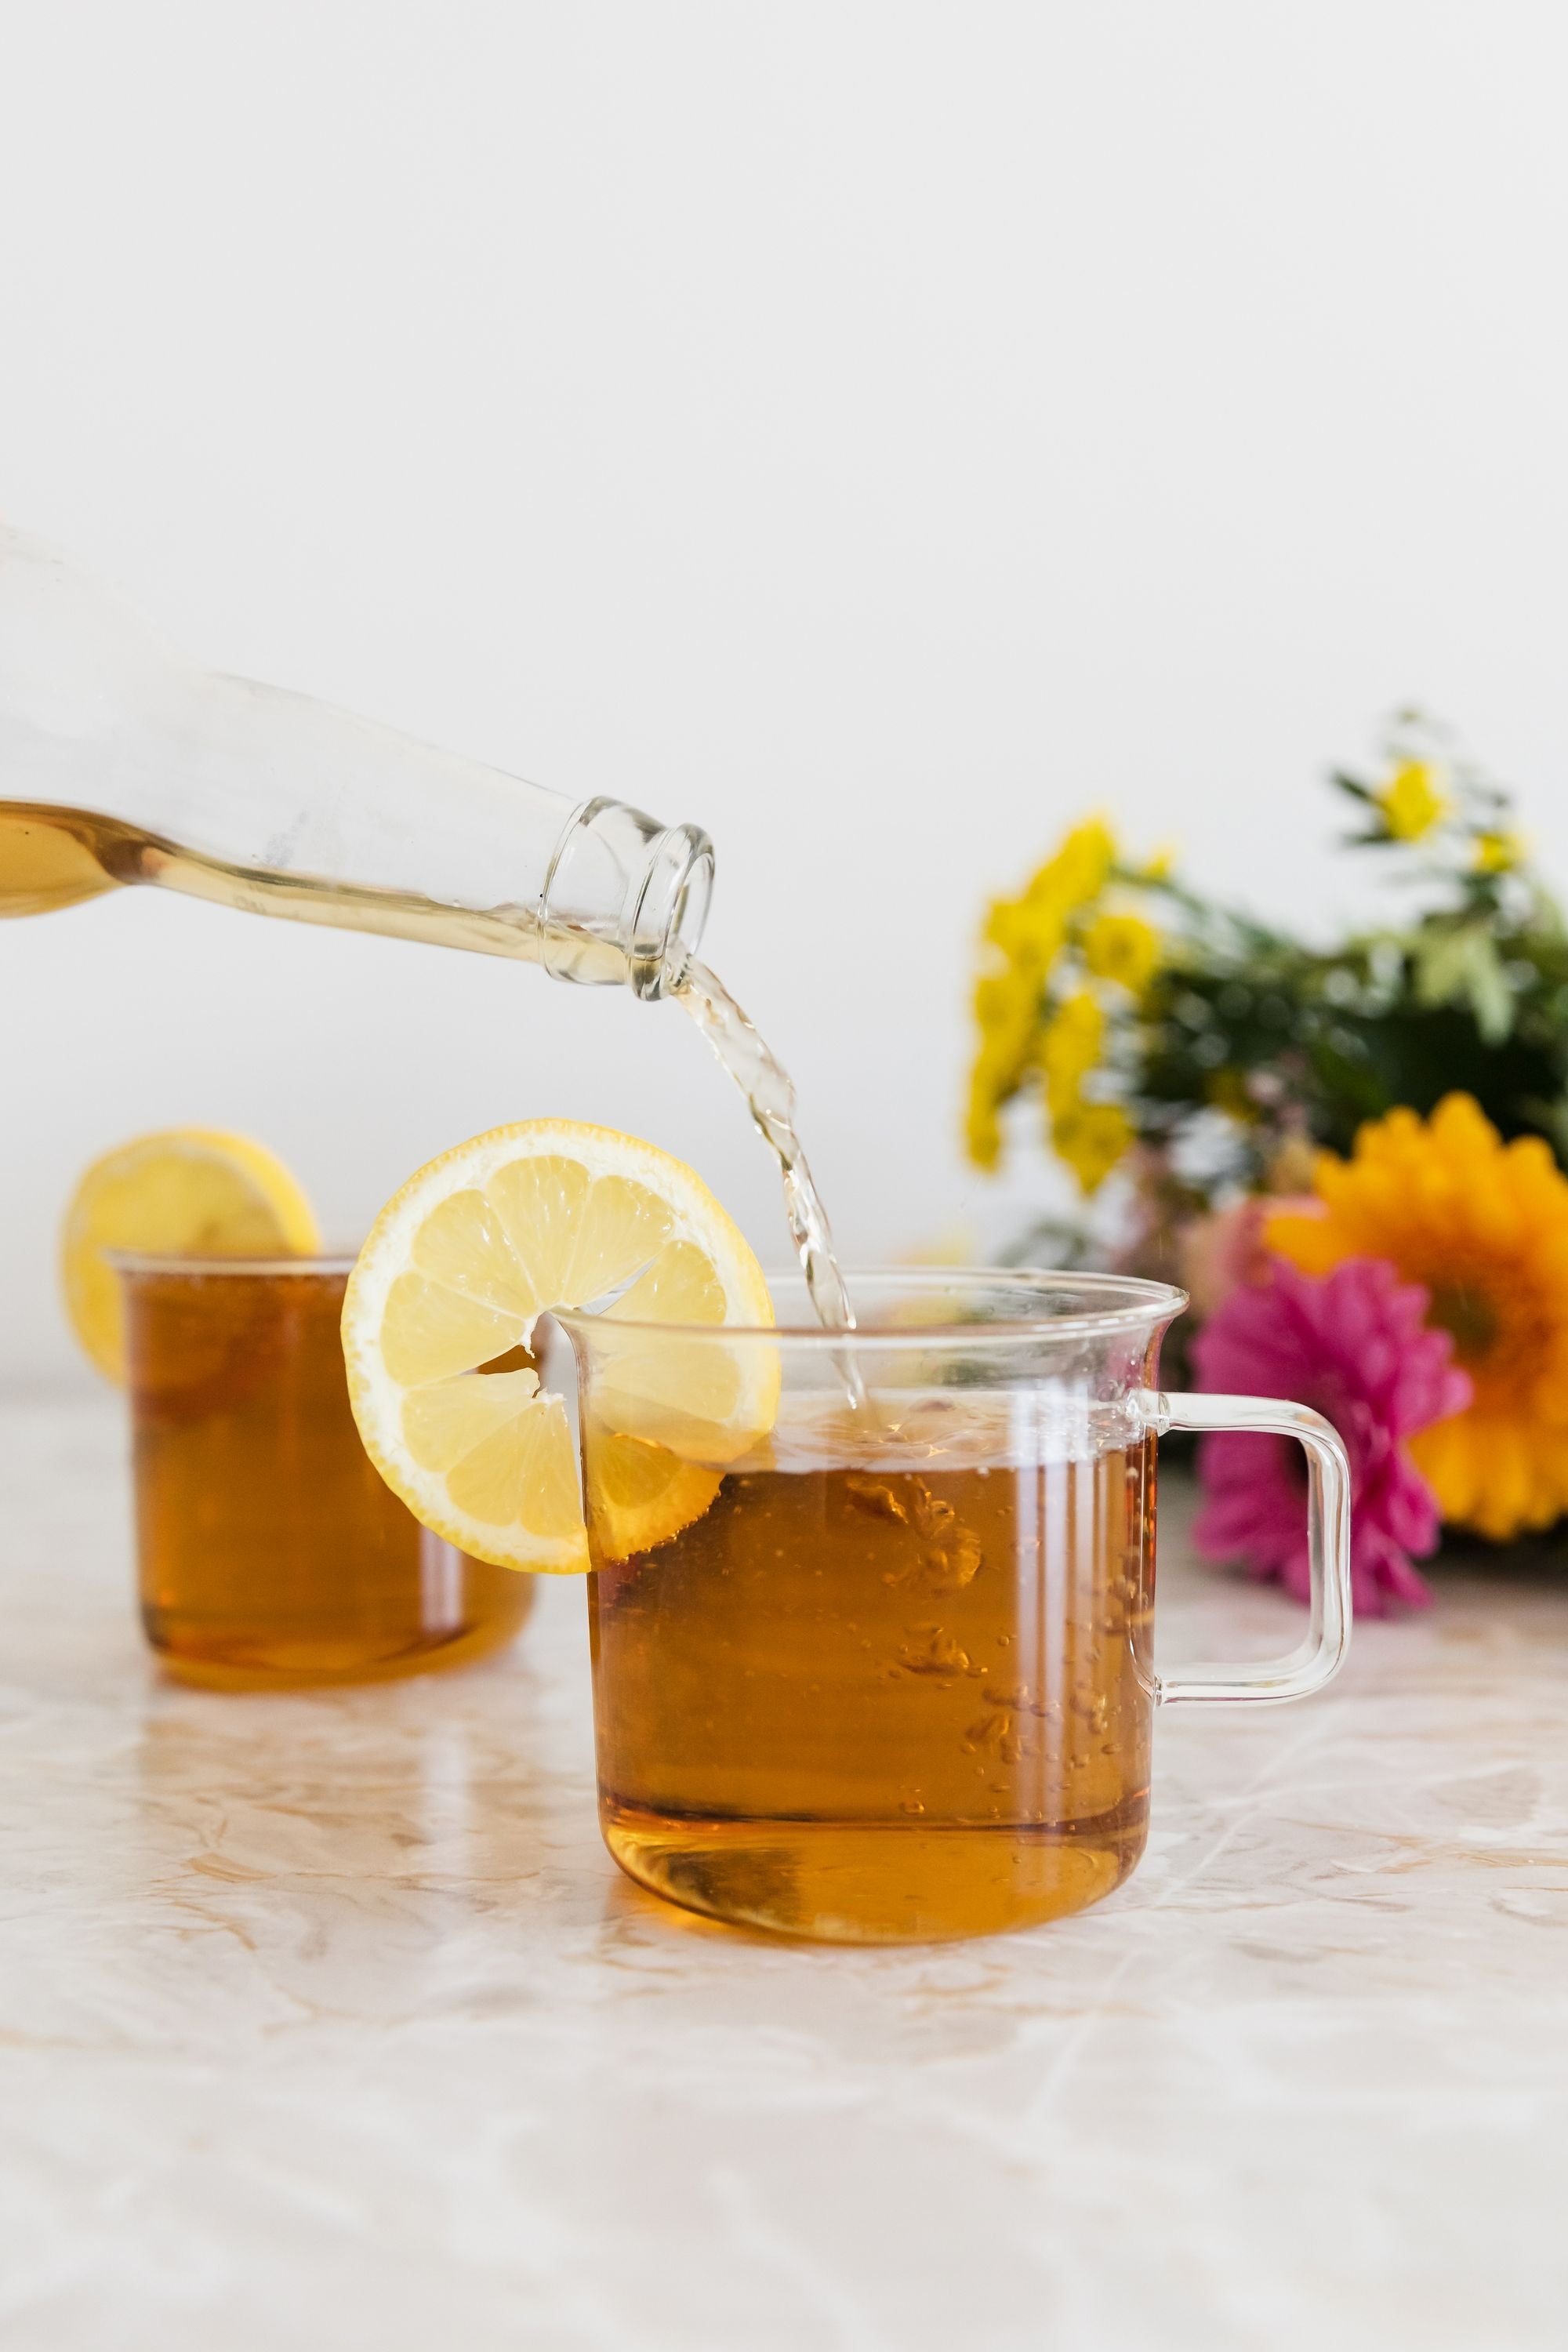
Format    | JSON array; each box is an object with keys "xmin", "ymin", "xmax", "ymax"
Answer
[{"xmin": 1267, "ymin": 1094, "xmax": 1568, "ymax": 1541}]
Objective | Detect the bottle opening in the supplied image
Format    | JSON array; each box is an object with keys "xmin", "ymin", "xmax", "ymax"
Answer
[
  {"xmin": 637, "ymin": 823, "xmax": 713, "ymax": 999},
  {"xmin": 540, "ymin": 800, "xmax": 715, "ymax": 997}
]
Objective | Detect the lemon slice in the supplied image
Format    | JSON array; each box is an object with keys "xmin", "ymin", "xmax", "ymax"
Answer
[
  {"xmin": 61, "ymin": 1128, "xmax": 321, "ymax": 1383},
  {"xmin": 341, "ymin": 1121, "xmax": 775, "ymax": 1573}
]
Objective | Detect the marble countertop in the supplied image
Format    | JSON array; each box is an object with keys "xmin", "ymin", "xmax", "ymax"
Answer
[{"xmin": 2, "ymin": 1398, "xmax": 1566, "ymax": 2351}]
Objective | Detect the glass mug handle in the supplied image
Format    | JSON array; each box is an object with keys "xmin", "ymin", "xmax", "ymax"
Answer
[{"xmin": 1140, "ymin": 1390, "xmax": 1353, "ymax": 1708}]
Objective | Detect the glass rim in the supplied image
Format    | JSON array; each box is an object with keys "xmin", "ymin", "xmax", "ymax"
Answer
[
  {"xmin": 558, "ymin": 1265, "xmax": 1189, "ymax": 1343},
  {"xmin": 107, "ymin": 1250, "xmax": 360, "ymax": 1278}
]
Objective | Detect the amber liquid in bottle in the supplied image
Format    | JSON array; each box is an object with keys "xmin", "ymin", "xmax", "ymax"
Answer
[
  {"xmin": 124, "ymin": 1263, "xmax": 533, "ymax": 1690},
  {"xmin": 0, "ymin": 804, "xmax": 129, "ymax": 915},
  {"xmin": 588, "ymin": 1435, "xmax": 1155, "ymax": 1943}
]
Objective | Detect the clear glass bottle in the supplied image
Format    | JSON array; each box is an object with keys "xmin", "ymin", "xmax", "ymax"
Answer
[{"xmin": 0, "ymin": 526, "xmax": 713, "ymax": 996}]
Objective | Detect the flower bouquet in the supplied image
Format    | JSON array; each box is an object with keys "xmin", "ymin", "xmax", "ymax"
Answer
[{"xmin": 967, "ymin": 719, "xmax": 1568, "ymax": 1612}]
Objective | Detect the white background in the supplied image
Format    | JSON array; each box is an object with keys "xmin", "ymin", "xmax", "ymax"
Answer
[{"xmin": 4, "ymin": 1, "xmax": 1568, "ymax": 1390}]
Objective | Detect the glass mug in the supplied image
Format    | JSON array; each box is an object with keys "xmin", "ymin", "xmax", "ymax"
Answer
[
  {"xmin": 566, "ymin": 1271, "xmax": 1351, "ymax": 1945},
  {"xmin": 116, "ymin": 1254, "xmax": 534, "ymax": 1689}
]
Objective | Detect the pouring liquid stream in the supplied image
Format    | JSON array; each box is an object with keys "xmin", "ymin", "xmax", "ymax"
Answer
[{"xmin": 677, "ymin": 960, "xmax": 864, "ymax": 1399}]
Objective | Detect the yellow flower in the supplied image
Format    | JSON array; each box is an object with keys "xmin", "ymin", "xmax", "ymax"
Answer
[
  {"xmin": 967, "ymin": 815, "xmax": 1120, "ymax": 1175},
  {"xmin": 1039, "ymin": 990, "xmax": 1104, "ymax": 1113},
  {"xmin": 1474, "ymin": 829, "xmax": 1524, "ymax": 874},
  {"xmin": 1268, "ymin": 1094, "xmax": 1568, "ymax": 1540},
  {"xmin": 966, "ymin": 1071, "xmax": 1004, "ymax": 1170},
  {"xmin": 1375, "ymin": 759, "xmax": 1447, "ymax": 842},
  {"xmin": 966, "ymin": 964, "xmax": 1040, "ymax": 1169},
  {"xmin": 983, "ymin": 892, "xmax": 1067, "ymax": 973},
  {"xmin": 1051, "ymin": 1101, "xmax": 1134, "ymax": 1194},
  {"xmin": 1083, "ymin": 910, "xmax": 1160, "ymax": 994},
  {"xmin": 1025, "ymin": 815, "xmax": 1116, "ymax": 916},
  {"xmin": 973, "ymin": 964, "xmax": 1036, "ymax": 1059}
]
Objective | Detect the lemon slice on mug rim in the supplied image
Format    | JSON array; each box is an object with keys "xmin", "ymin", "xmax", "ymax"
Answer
[
  {"xmin": 341, "ymin": 1120, "xmax": 777, "ymax": 1573},
  {"xmin": 61, "ymin": 1127, "xmax": 321, "ymax": 1383}
]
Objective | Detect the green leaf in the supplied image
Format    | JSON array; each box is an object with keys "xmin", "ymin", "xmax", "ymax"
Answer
[
  {"xmin": 1465, "ymin": 935, "xmax": 1515, "ymax": 1044},
  {"xmin": 1411, "ymin": 927, "xmax": 1472, "ymax": 1008},
  {"xmin": 1330, "ymin": 771, "xmax": 1375, "ymax": 804},
  {"xmin": 1412, "ymin": 924, "xmax": 1515, "ymax": 1044}
]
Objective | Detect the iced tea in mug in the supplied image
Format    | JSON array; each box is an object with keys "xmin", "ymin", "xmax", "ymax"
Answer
[
  {"xmin": 118, "ymin": 1256, "xmax": 533, "ymax": 1689},
  {"xmin": 568, "ymin": 1272, "xmax": 1351, "ymax": 1944}
]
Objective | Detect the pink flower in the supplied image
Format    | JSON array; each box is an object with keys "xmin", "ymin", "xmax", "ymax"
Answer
[{"xmin": 1190, "ymin": 1255, "xmax": 1472, "ymax": 1617}]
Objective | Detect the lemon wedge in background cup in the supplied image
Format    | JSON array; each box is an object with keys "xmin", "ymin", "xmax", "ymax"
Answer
[
  {"xmin": 341, "ymin": 1120, "xmax": 775, "ymax": 1573},
  {"xmin": 61, "ymin": 1128, "xmax": 321, "ymax": 1382}
]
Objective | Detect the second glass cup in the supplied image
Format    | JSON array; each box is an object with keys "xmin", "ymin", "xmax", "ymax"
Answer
[
  {"xmin": 117, "ymin": 1254, "xmax": 534, "ymax": 1689},
  {"xmin": 566, "ymin": 1270, "xmax": 1351, "ymax": 1945}
]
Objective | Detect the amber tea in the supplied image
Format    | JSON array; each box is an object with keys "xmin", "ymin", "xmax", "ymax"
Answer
[
  {"xmin": 587, "ymin": 1399, "xmax": 1156, "ymax": 1944},
  {"xmin": 121, "ymin": 1258, "xmax": 534, "ymax": 1689}
]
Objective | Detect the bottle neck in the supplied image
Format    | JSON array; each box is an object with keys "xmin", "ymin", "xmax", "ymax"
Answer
[
  {"xmin": 540, "ymin": 798, "xmax": 714, "ymax": 998},
  {"xmin": 0, "ymin": 525, "xmax": 715, "ymax": 994}
]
